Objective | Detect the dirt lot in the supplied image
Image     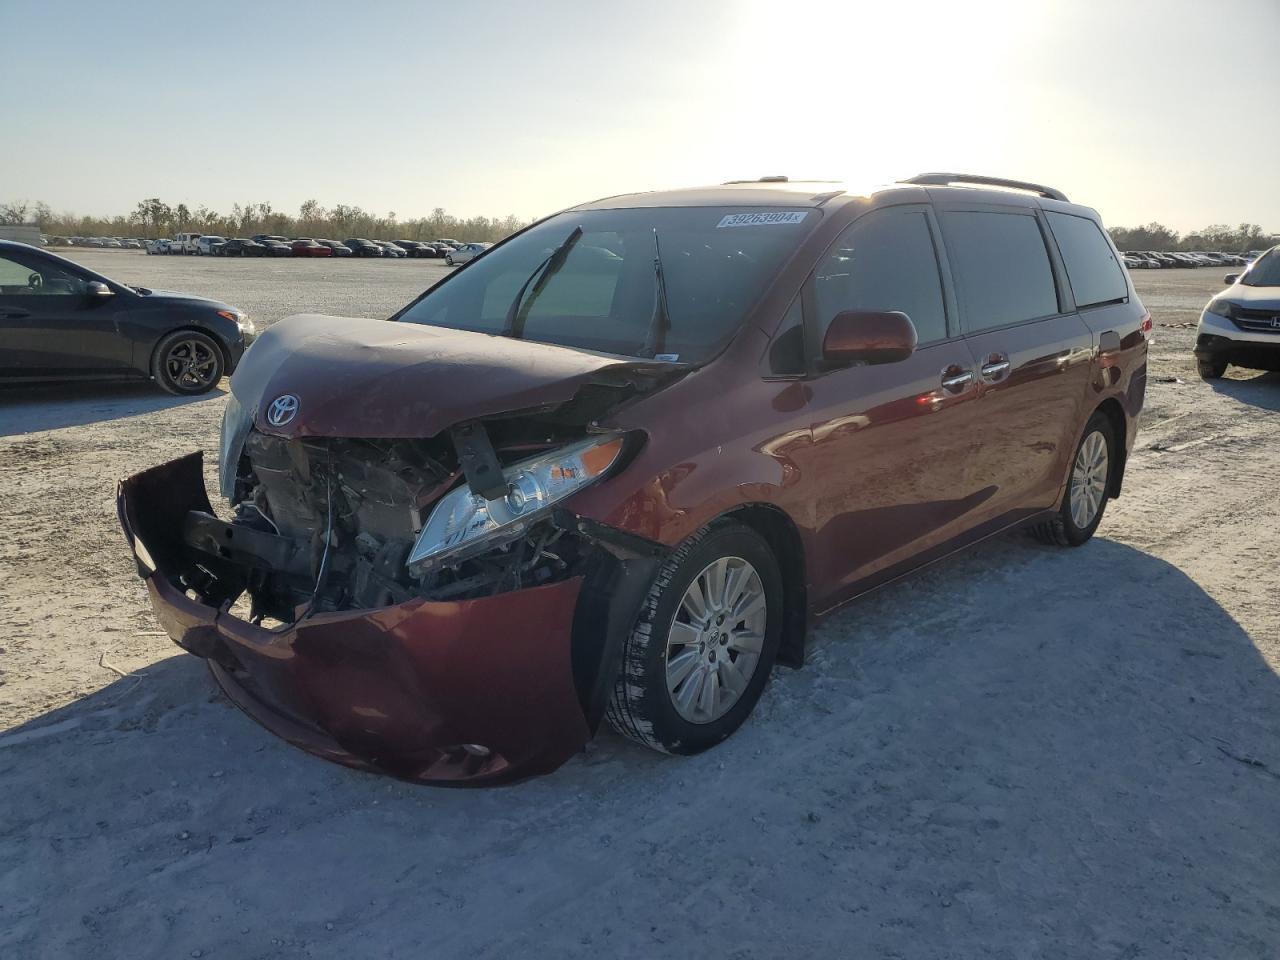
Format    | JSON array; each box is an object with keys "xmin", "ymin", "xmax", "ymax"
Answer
[{"xmin": 3, "ymin": 253, "xmax": 1279, "ymax": 959}]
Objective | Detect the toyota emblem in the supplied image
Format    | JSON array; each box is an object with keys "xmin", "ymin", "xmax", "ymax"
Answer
[{"xmin": 266, "ymin": 394, "xmax": 300, "ymax": 426}]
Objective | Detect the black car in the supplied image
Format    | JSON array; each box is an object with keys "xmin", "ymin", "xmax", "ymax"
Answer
[
  {"xmin": 0, "ymin": 240, "xmax": 254, "ymax": 395},
  {"xmin": 393, "ymin": 239, "xmax": 435, "ymax": 258},
  {"xmin": 258, "ymin": 240, "xmax": 293, "ymax": 257},
  {"xmin": 220, "ymin": 238, "xmax": 267, "ymax": 257},
  {"xmin": 343, "ymin": 238, "xmax": 383, "ymax": 257},
  {"xmin": 251, "ymin": 234, "xmax": 289, "ymax": 244},
  {"xmin": 318, "ymin": 240, "xmax": 354, "ymax": 257}
]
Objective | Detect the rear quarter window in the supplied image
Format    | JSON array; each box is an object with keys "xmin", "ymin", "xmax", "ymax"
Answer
[
  {"xmin": 1046, "ymin": 212, "xmax": 1128, "ymax": 309},
  {"xmin": 940, "ymin": 211, "xmax": 1059, "ymax": 332}
]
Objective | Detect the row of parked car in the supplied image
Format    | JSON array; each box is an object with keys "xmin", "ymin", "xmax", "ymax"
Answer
[
  {"xmin": 1121, "ymin": 249, "xmax": 1262, "ymax": 270},
  {"xmin": 46, "ymin": 236, "xmax": 148, "ymax": 249},
  {"xmin": 44, "ymin": 233, "xmax": 491, "ymax": 264},
  {"xmin": 144, "ymin": 233, "xmax": 491, "ymax": 264}
]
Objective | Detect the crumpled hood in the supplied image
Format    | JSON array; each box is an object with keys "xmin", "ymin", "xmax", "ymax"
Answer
[{"xmin": 230, "ymin": 314, "xmax": 672, "ymax": 439}]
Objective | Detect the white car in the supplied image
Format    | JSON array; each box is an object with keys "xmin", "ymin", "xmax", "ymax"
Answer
[
  {"xmin": 444, "ymin": 242, "xmax": 491, "ymax": 266},
  {"xmin": 146, "ymin": 239, "xmax": 172, "ymax": 255},
  {"xmin": 1194, "ymin": 246, "xmax": 1280, "ymax": 380},
  {"xmin": 171, "ymin": 232, "xmax": 203, "ymax": 255},
  {"xmin": 194, "ymin": 236, "xmax": 226, "ymax": 256},
  {"xmin": 375, "ymin": 241, "xmax": 407, "ymax": 258}
]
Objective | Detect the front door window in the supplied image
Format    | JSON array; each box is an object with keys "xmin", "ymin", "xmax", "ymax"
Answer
[{"xmin": 0, "ymin": 255, "xmax": 88, "ymax": 296}]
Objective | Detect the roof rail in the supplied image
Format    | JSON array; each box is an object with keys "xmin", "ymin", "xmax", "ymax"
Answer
[
  {"xmin": 901, "ymin": 172, "xmax": 1068, "ymax": 203},
  {"xmin": 722, "ymin": 176, "xmax": 789, "ymax": 184}
]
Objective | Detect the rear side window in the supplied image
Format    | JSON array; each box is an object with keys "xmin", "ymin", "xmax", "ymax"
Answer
[
  {"xmin": 1047, "ymin": 212, "xmax": 1127, "ymax": 308},
  {"xmin": 941, "ymin": 211, "xmax": 1058, "ymax": 332},
  {"xmin": 813, "ymin": 209, "xmax": 948, "ymax": 345}
]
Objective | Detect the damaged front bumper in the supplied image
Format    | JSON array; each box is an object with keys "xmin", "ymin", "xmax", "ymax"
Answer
[{"xmin": 118, "ymin": 452, "xmax": 657, "ymax": 786}]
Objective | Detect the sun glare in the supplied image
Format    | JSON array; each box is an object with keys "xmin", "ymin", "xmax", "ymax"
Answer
[{"xmin": 679, "ymin": 0, "xmax": 1037, "ymax": 190}]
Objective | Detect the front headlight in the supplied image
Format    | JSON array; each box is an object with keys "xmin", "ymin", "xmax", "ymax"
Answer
[
  {"xmin": 217, "ymin": 309, "xmax": 256, "ymax": 338},
  {"xmin": 217, "ymin": 392, "xmax": 253, "ymax": 501},
  {"xmin": 1206, "ymin": 298, "xmax": 1235, "ymax": 319},
  {"xmin": 407, "ymin": 435, "xmax": 626, "ymax": 573}
]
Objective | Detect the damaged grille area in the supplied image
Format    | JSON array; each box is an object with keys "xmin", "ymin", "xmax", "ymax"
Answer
[{"xmin": 181, "ymin": 424, "xmax": 598, "ymax": 623}]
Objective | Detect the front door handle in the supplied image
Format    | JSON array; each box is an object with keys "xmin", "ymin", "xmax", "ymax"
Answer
[
  {"xmin": 0, "ymin": 308, "xmax": 31, "ymax": 320},
  {"xmin": 980, "ymin": 359, "xmax": 1011, "ymax": 381},
  {"xmin": 941, "ymin": 368, "xmax": 974, "ymax": 393}
]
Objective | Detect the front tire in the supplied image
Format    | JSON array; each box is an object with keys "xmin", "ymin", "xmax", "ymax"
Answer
[
  {"xmin": 151, "ymin": 331, "xmax": 225, "ymax": 395},
  {"xmin": 607, "ymin": 519, "xmax": 783, "ymax": 755},
  {"xmin": 1033, "ymin": 412, "xmax": 1116, "ymax": 547},
  {"xmin": 1197, "ymin": 358, "xmax": 1227, "ymax": 379}
]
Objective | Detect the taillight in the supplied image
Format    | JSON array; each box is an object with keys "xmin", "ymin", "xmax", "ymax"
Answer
[{"xmin": 1140, "ymin": 313, "xmax": 1153, "ymax": 335}]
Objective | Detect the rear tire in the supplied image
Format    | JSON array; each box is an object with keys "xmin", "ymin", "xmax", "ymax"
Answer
[
  {"xmin": 1032, "ymin": 412, "xmax": 1116, "ymax": 547},
  {"xmin": 1197, "ymin": 358, "xmax": 1227, "ymax": 380},
  {"xmin": 607, "ymin": 519, "xmax": 783, "ymax": 755},
  {"xmin": 445, "ymin": 255, "xmax": 454, "ymax": 266}
]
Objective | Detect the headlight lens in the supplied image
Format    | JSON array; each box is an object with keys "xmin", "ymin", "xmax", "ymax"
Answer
[
  {"xmin": 217, "ymin": 309, "xmax": 255, "ymax": 338},
  {"xmin": 407, "ymin": 435, "xmax": 626, "ymax": 572},
  {"xmin": 217, "ymin": 392, "xmax": 253, "ymax": 501},
  {"xmin": 1206, "ymin": 298, "xmax": 1234, "ymax": 319}
]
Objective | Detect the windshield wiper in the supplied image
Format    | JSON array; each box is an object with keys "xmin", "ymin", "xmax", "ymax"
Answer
[
  {"xmin": 501, "ymin": 225, "xmax": 583, "ymax": 339},
  {"xmin": 639, "ymin": 228, "xmax": 672, "ymax": 359}
]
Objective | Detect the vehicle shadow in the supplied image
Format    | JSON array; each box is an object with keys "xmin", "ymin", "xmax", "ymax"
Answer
[
  {"xmin": 2, "ymin": 537, "xmax": 1278, "ymax": 958},
  {"xmin": 0, "ymin": 380, "xmax": 225, "ymax": 436},
  {"xmin": 1210, "ymin": 370, "xmax": 1280, "ymax": 411}
]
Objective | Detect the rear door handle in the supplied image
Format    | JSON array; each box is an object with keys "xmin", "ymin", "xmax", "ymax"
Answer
[
  {"xmin": 980, "ymin": 359, "xmax": 1010, "ymax": 381},
  {"xmin": 0, "ymin": 308, "xmax": 31, "ymax": 320},
  {"xmin": 941, "ymin": 368, "xmax": 974, "ymax": 393}
]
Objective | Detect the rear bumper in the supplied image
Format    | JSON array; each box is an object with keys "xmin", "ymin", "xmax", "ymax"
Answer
[{"xmin": 117, "ymin": 454, "xmax": 601, "ymax": 786}]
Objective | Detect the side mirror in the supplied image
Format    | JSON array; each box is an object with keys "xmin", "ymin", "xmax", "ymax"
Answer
[
  {"xmin": 87, "ymin": 280, "xmax": 114, "ymax": 297},
  {"xmin": 822, "ymin": 310, "xmax": 917, "ymax": 369},
  {"xmin": 1224, "ymin": 274, "xmax": 1239, "ymax": 285}
]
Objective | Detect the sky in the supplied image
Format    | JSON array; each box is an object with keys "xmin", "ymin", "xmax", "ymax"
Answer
[{"xmin": 1, "ymin": 0, "xmax": 1277, "ymax": 234}]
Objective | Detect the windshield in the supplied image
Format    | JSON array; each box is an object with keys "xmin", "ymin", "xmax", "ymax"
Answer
[
  {"xmin": 1242, "ymin": 249, "xmax": 1280, "ymax": 286},
  {"xmin": 396, "ymin": 206, "xmax": 818, "ymax": 361}
]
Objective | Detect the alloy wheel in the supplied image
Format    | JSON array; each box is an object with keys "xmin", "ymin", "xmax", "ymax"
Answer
[
  {"xmin": 1069, "ymin": 430, "xmax": 1109, "ymax": 529},
  {"xmin": 665, "ymin": 556, "xmax": 767, "ymax": 724},
  {"xmin": 164, "ymin": 339, "xmax": 219, "ymax": 390}
]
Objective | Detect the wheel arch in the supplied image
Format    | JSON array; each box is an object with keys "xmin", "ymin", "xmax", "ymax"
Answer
[
  {"xmin": 721, "ymin": 503, "xmax": 808, "ymax": 668},
  {"xmin": 1094, "ymin": 397, "xmax": 1127, "ymax": 498}
]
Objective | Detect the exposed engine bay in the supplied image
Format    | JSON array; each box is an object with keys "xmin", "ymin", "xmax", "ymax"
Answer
[
  {"xmin": 176, "ymin": 375, "xmax": 669, "ymax": 626},
  {"xmin": 185, "ymin": 429, "xmax": 579, "ymax": 622}
]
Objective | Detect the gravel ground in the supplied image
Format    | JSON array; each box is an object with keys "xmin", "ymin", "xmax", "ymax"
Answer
[{"xmin": 2, "ymin": 254, "xmax": 1279, "ymax": 959}]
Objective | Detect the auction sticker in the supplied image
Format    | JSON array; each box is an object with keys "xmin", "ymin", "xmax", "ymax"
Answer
[{"xmin": 716, "ymin": 211, "xmax": 809, "ymax": 228}]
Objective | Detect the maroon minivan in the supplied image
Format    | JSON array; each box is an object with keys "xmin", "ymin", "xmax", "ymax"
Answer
[{"xmin": 119, "ymin": 173, "xmax": 1149, "ymax": 785}]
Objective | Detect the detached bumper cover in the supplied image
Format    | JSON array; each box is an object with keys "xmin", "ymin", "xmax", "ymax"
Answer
[{"xmin": 118, "ymin": 453, "xmax": 591, "ymax": 786}]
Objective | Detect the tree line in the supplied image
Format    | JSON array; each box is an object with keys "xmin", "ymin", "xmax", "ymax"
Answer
[
  {"xmin": 0, "ymin": 198, "xmax": 534, "ymax": 244},
  {"xmin": 1106, "ymin": 221, "xmax": 1274, "ymax": 253},
  {"xmin": 2, "ymin": 198, "xmax": 1274, "ymax": 253}
]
